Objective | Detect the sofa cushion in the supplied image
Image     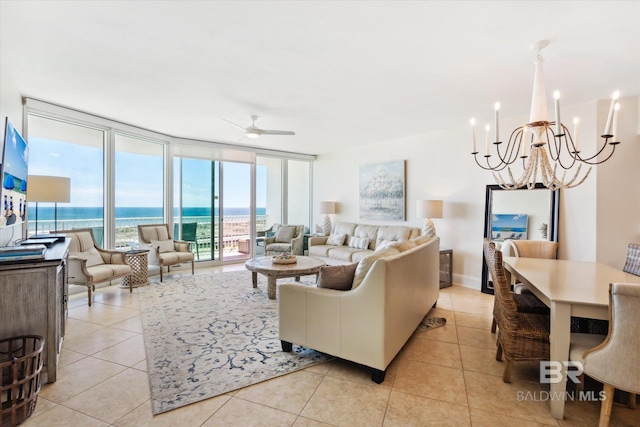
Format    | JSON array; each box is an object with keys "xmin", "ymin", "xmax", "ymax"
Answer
[
  {"xmin": 348, "ymin": 236, "xmax": 370, "ymax": 250},
  {"xmin": 151, "ymin": 239, "xmax": 176, "ymax": 253},
  {"xmin": 389, "ymin": 240, "xmax": 418, "ymax": 252},
  {"xmin": 327, "ymin": 246, "xmax": 368, "ymax": 262},
  {"xmin": 411, "ymin": 234, "xmax": 434, "ymax": 245},
  {"xmin": 353, "ymin": 225, "xmax": 378, "ymax": 249},
  {"xmin": 71, "ymin": 247, "xmax": 104, "ymax": 267},
  {"xmin": 309, "ymin": 245, "xmax": 333, "ymax": 257},
  {"xmin": 317, "ymin": 263, "xmax": 358, "ymax": 291},
  {"xmin": 275, "ymin": 225, "xmax": 297, "ymax": 243},
  {"xmin": 333, "ymin": 222, "xmax": 357, "ymax": 237},
  {"xmin": 86, "ymin": 263, "xmax": 131, "ymax": 282},
  {"xmin": 352, "ymin": 247, "xmax": 401, "ymax": 289},
  {"xmin": 376, "ymin": 225, "xmax": 411, "ymax": 247},
  {"xmin": 351, "ymin": 250, "xmax": 375, "ymax": 263},
  {"xmin": 326, "ymin": 233, "xmax": 347, "ymax": 246}
]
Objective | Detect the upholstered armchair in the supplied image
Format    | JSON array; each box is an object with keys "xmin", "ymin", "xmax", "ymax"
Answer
[
  {"xmin": 583, "ymin": 283, "xmax": 640, "ymax": 426},
  {"xmin": 59, "ymin": 228, "xmax": 132, "ymax": 307},
  {"xmin": 501, "ymin": 239, "xmax": 558, "ymax": 295},
  {"xmin": 138, "ymin": 224, "xmax": 195, "ymax": 282},
  {"xmin": 264, "ymin": 224, "xmax": 305, "ymax": 256}
]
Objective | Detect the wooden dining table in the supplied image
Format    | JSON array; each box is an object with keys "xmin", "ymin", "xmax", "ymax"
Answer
[{"xmin": 502, "ymin": 257, "xmax": 640, "ymax": 419}]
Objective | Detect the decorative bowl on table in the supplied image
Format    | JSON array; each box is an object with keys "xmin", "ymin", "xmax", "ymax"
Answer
[{"xmin": 272, "ymin": 254, "xmax": 297, "ymax": 264}]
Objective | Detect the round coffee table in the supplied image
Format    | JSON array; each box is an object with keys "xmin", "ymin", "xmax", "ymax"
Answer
[{"xmin": 244, "ymin": 256, "xmax": 325, "ymax": 299}]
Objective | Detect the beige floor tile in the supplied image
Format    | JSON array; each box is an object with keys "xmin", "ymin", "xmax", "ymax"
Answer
[
  {"xmin": 235, "ymin": 369, "xmax": 323, "ymax": 414},
  {"xmin": 454, "ymin": 311, "xmax": 494, "ymax": 330},
  {"xmin": 113, "ymin": 396, "xmax": 230, "ymax": 427},
  {"xmin": 39, "ymin": 356, "xmax": 127, "ymax": 403},
  {"xmin": 398, "ymin": 336, "xmax": 462, "ymax": 369},
  {"xmin": 26, "ymin": 396, "xmax": 58, "ymax": 419},
  {"xmin": 413, "ymin": 323, "xmax": 458, "ymax": 344},
  {"xmin": 68, "ymin": 303, "xmax": 140, "ymax": 326},
  {"xmin": 393, "ymin": 359, "xmax": 468, "ymax": 407},
  {"xmin": 559, "ymin": 395, "xmax": 640, "ymax": 427},
  {"xmin": 383, "ymin": 390, "xmax": 471, "ymax": 426},
  {"xmin": 460, "ymin": 343, "xmax": 544, "ymax": 383},
  {"xmin": 300, "ymin": 375, "xmax": 390, "ymax": 426},
  {"xmin": 92, "ymin": 334, "xmax": 146, "ymax": 367},
  {"xmin": 434, "ymin": 293, "xmax": 453, "ymax": 310},
  {"xmin": 303, "ymin": 360, "xmax": 332, "ymax": 375},
  {"xmin": 201, "ymin": 397, "xmax": 297, "ymax": 426},
  {"xmin": 64, "ymin": 368, "xmax": 150, "ymax": 424},
  {"xmin": 63, "ymin": 326, "xmax": 138, "ymax": 355},
  {"xmin": 464, "ymin": 370, "xmax": 558, "ymax": 425},
  {"xmin": 111, "ymin": 315, "xmax": 143, "ymax": 333},
  {"xmin": 324, "ymin": 358, "xmax": 397, "ymax": 388},
  {"xmin": 456, "ymin": 325, "xmax": 497, "ymax": 349},
  {"xmin": 292, "ymin": 417, "xmax": 336, "ymax": 426},
  {"xmin": 133, "ymin": 359, "xmax": 148, "ymax": 372},
  {"xmin": 58, "ymin": 348, "xmax": 86, "ymax": 368},
  {"xmin": 20, "ymin": 404, "xmax": 110, "ymax": 427},
  {"xmin": 470, "ymin": 407, "xmax": 559, "ymax": 427},
  {"xmin": 64, "ymin": 318, "xmax": 107, "ymax": 340},
  {"xmin": 97, "ymin": 288, "xmax": 141, "ymax": 309}
]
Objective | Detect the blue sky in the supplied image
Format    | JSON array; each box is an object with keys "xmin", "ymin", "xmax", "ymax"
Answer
[{"xmin": 27, "ymin": 136, "xmax": 265, "ymax": 208}]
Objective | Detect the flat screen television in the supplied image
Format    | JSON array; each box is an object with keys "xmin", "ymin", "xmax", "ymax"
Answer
[{"xmin": 1, "ymin": 117, "xmax": 29, "ymax": 228}]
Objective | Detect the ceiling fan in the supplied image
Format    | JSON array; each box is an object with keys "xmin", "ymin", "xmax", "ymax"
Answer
[{"xmin": 223, "ymin": 115, "xmax": 295, "ymax": 139}]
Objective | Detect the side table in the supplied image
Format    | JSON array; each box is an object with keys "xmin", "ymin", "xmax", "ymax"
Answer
[
  {"xmin": 439, "ymin": 249, "xmax": 453, "ymax": 288},
  {"xmin": 121, "ymin": 249, "xmax": 150, "ymax": 289}
]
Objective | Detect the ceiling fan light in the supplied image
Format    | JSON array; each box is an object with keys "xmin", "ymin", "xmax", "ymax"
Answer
[{"xmin": 246, "ymin": 131, "xmax": 260, "ymax": 139}]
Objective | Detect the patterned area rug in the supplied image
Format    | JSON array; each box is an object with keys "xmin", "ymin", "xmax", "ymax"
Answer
[{"xmin": 139, "ymin": 270, "xmax": 331, "ymax": 415}]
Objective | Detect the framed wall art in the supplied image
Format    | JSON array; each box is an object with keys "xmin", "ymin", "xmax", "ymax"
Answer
[{"xmin": 359, "ymin": 160, "xmax": 405, "ymax": 221}]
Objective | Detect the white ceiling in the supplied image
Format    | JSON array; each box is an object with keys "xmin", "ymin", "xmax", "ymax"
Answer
[{"xmin": 1, "ymin": 1, "xmax": 639, "ymax": 156}]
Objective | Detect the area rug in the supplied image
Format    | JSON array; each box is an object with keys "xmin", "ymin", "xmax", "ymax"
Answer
[
  {"xmin": 418, "ymin": 316, "xmax": 447, "ymax": 330},
  {"xmin": 138, "ymin": 270, "xmax": 331, "ymax": 415}
]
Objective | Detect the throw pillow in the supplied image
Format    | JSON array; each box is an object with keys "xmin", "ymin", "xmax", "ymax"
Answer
[
  {"xmin": 151, "ymin": 239, "xmax": 176, "ymax": 253},
  {"xmin": 389, "ymin": 240, "xmax": 418, "ymax": 252},
  {"xmin": 71, "ymin": 247, "xmax": 105, "ymax": 267},
  {"xmin": 348, "ymin": 236, "xmax": 370, "ymax": 250},
  {"xmin": 375, "ymin": 240, "xmax": 395, "ymax": 251},
  {"xmin": 275, "ymin": 225, "xmax": 297, "ymax": 243},
  {"xmin": 317, "ymin": 263, "xmax": 358, "ymax": 291},
  {"xmin": 326, "ymin": 233, "xmax": 347, "ymax": 246},
  {"xmin": 411, "ymin": 234, "xmax": 433, "ymax": 245}
]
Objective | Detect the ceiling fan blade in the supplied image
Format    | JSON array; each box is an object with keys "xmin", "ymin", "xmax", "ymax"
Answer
[
  {"xmin": 260, "ymin": 129, "xmax": 296, "ymax": 136},
  {"xmin": 222, "ymin": 118, "xmax": 248, "ymax": 131}
]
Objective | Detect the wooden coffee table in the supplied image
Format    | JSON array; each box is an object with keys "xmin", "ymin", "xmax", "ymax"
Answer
[{"xmin": 245, "ymin": 256, "xmax": 325, "ymax": 299}]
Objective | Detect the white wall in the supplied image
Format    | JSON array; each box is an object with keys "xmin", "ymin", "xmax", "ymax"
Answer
[{"xmin": 313, "ymin": 97, "xmax": 640, "ymax": 289}]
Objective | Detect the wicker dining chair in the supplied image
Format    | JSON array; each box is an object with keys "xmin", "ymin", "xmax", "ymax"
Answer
[
  {"xmin": 483, "ymin": 240, "xmax": 550, "ymax": 383},
  {"xmin": 623, "ymin": 243, "xmax": 640, "ymax": 276},
  {"xmin": 483, "ymin": 239, "xmax": 549, "ymax": 333}
]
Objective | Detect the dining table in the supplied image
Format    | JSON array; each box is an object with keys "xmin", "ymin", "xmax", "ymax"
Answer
[{"xmin": 502, "ymin": 256, "xmax": 640, "ymax": 420}]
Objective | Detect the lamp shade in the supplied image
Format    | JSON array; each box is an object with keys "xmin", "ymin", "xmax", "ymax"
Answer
[
  {"xmin": 27, "ymin": 175, "xmax": 71, "ymax": 203},
  {"xmin": 319, "ymin": 201, "xmax": 336, "ymax": 215},
  {"xmin": 416, "ymin": 200, "xmax": 443, "ymax": 219}
]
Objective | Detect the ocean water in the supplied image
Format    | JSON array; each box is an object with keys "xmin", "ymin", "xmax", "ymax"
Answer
[{"xmin": 29, "ymin": 207, "xmax": 266, "ymax": 221}]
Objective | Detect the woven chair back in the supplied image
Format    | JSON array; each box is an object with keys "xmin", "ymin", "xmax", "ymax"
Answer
[{"xmin": 623, "ymin": 243, "xmax": 640, "ymax": 276}]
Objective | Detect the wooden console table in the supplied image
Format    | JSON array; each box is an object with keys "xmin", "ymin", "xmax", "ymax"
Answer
[{"xmin": 0, "ymin": 238, "xmax": 70, "ymax": 384}]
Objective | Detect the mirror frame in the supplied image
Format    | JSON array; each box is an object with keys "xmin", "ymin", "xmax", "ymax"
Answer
[{"xmin": 481, "ymin": 183, "xmax": 560, "ymax": 294}]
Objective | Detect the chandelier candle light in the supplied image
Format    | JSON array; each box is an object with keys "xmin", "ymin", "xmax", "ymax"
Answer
[{"xmin": 470, "ymin": 40, "xmax": 622, "ymax": 190}]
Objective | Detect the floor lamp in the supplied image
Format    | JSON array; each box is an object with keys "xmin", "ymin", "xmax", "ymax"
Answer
[
  {"xmin": 27, "ymin": 175, "xmax": 71, "ymax": 236},
  {"xmin": 416, "ymin": 199, "xmax": 443, "ymax": 237}
]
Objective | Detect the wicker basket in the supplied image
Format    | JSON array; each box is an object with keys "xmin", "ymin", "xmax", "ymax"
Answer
[{"xmin": 1, "ymin": 335, "xmax": 44, "ymax": 427}]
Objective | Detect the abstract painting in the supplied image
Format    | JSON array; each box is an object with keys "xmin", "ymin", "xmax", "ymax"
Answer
[{"xmin": 359, "ymin": 160, "xmax": 405, "ymax": 221}]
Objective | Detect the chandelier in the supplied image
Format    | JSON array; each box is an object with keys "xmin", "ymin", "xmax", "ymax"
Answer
[{"xmin": 470, "ymin": 40, "xmax": 622, "ymax": 190}]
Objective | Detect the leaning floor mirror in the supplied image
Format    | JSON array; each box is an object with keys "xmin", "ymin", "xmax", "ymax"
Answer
[{"xmin": 481, "ymin": 183, "xmax": 560, "ymax": 294}]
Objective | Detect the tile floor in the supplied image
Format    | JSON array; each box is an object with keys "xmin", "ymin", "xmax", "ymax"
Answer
[{"xmin": 22, "ymin": 265, "xmax": 639, "ymax": 427}]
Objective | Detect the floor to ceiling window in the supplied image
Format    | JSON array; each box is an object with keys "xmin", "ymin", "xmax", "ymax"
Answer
[
  {"xmin": 114, "ymin": 133, "xmax": 164, "ymax": 248},
  {"xmin": 287, "ymin": 159, "xmax": 311, "ymax": 228},
  {"xmin": 26, "ymin": 114, "xmax": 105, "ymax": 239}
]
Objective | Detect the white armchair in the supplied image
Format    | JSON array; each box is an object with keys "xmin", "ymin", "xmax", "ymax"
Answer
[
  {"xmin": 583, "ymin": 283, "xmax": 640, "ymax": 426},
  {"xmin": 138, "ymin": 224, "xmax": 194, "ymax": 281},
  {"xmin": 58, "ymin": 228, "xmax": 132, "ymax": 306}
]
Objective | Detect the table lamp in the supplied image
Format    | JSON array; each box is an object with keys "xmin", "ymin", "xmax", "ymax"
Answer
[
  {"xmin": 319, "ymin": 201, "xmax": 336, "ymax": 236},
  {"xmin": 27, "ymin": 175, "xmax": 71, "ymax": 235},
  {"xmin": 416, "ymin": 199, "xmax": 443, "ymax": 237}
]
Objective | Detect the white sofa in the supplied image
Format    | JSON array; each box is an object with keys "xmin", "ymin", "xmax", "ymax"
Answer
[
  {"xmin": 279, "ymin": 235, "xmax": 440, "ymax": 383},
  {"xmin": 308, "ymin": 221, "xmax": 422, "ymax": 264}
]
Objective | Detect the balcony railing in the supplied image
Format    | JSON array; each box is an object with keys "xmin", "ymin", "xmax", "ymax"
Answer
[{"xmin": 29, "ymin": 215, "xmax": 268, "ymax": 259}]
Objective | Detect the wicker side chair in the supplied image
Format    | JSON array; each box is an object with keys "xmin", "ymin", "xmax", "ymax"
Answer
[
  {"xmin": 623, "ymin": 243, "xmax": 640, "ymax": 276},
  {"xmin": 483, "ymin": 240, "xmax": 550, "ymax": 382},
  {"xmin": 483, "ymin": 239, "xmax": 549, "ymax": 333},
  {"xmin": 58, "ymin": 228, "xmax": 132, "ymax": 306},
  {"xmin": 138, "ymin": 224, "xmax": 194, "ymax": 282}
]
